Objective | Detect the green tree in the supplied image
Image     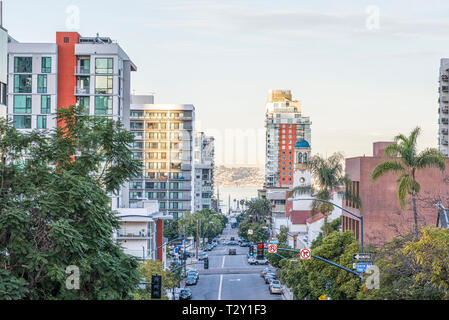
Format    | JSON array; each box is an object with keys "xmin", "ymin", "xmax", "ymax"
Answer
[
  {"xmin": 243, "ymin": 199, "xmax": 272, "ymax": 224},
  {"xmin": 371, "ymin": 127, "xmax": 445, "ymax": 238},
  {"xmin": 280, "ymin": 231, "xmax": 362, "ymax": 300},
  {"xmin": 266, "ymin": 243, "xmax": 296, "ymax": 268},
  {"xmin": 292, "ymin": 153, "xmax": 361, "ymax": 236},
  {"xmin": 135, "ymin": 259, "xmax": 178, "ymax": 300},
  {"xmin": 0, "ymin": 106, "xmax": 141, "ymax": 299},
  {"xmin": 277, "ymin": 225, "xmax": 289, "ymax": 244}
]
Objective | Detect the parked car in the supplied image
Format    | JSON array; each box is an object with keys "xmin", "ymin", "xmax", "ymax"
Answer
[
  {"xmin": 228, "ymin": 248, "xmax": 237, "ymax": 255},
  {"xmin": 260, "ymin": 268, "xmax": 272, "ymax": 278},
  {"xmin": 184, "ymin": 251, "xmax": 194, "ymax": 258},
  {"xmin": 240, "ymin": 242, "xmax": 250, "ymax": 247},
  {"xmin": 198, "ymin": 252, "xmax": 208, "ymax": 261},
  {"xmin": 227, "ymin": 241, "xmax": 238, "ymax": 246},
  {"xmin": 187, "ymin": 270, "xmax": 199, "ymax": 280},
  {"xmin": 256, "ymin": 258, "xmax": 269, "ymax": 265},
  {"xmin": 269, "ymin": 280, "xmax": 283, "ymax": 294},
  {"xmin": 264, "ymin": 273, "xmax": 277, "ymax": 284},
  {"xmin": 179, "ymin": 288, "xmax": 192, "ymax": 300},
  {"xmin": 185, "ymin": 275, "xmax": 198, "ymax": 286}
]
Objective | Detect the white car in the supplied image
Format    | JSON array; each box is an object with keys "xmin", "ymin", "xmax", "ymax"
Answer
[{"xmin": 269, "ymin": 280, "xmax": 283, "ymax": 294}]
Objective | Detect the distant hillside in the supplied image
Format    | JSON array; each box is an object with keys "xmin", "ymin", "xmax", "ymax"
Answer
[{"xmin": 214, "ymin": 166, "xmax": 265, "ymax": 188}]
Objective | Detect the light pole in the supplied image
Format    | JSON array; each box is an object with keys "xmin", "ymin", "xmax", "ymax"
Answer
[{"xmin": 288, "ymin": 197, "xmax": 364, "ymax": 253}]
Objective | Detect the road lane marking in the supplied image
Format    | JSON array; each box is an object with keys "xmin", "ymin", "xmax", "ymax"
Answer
[
  {"xmin": 221, "ymin": 255, "xmax": 226, "ymax": 268},
  {"xmin": 218, "ymin": 274, "xmax": 223, "ymax": 300}
]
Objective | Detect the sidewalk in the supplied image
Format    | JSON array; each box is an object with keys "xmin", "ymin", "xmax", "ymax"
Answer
[{"xmin": 281, "ymin": 285, "xmax": 295, "ymax": 300}]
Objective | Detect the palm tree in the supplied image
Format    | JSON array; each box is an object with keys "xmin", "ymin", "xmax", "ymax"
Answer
[
  {"xmin": 292, "ymin": 152, "xmax": 361, "ymax": 235},
  {"xmin": 371, "ymin": 127, "xmax": 445, "ymax": 238}
]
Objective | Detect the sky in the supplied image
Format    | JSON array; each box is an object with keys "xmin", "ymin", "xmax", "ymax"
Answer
[{"xmin": 3, "ymin": 0, "xmax": 449, "ymax": 168}]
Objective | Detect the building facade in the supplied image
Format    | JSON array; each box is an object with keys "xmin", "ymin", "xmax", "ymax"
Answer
[
  {"xmin": 194, "ymin": 132, "xmax": 215, "ymax": 211},
  {"xmin": 344, "ymin": 141, "xmax": 449, "ymax": 246},
  {"xmin": 128, "ymin": 98, "xmax": 195, "ymax": 218},
  {"xmin": 439, "ymin": 58, "xmax": 449, "ymax": 156},
  {"xmin": 0, "ymin": 3, "xmax": 7, "ymax": 119},
  {"xmin": 265, "ymin": 90, "xmax": 311, "ymax": 187},
  {"xmin": 7, "ymin": 32, "xmax": 136, "ymax": 132}
]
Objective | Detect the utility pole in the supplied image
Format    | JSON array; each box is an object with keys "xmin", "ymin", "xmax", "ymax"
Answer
[{"xmin": 196, "ymin": 220, "xmax": 199, "ymax": 259}]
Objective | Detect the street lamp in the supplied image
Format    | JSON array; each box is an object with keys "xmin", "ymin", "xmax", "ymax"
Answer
[{"xmin": 288, "ymin": 197, "xmax": 364, "ymax": 253}]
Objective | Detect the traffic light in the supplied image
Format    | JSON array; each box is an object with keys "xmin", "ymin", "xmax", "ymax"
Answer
[
  {"xmin": 178, "ymin": 248, "xmax": 182, "ymax": 260},
  {"xmin": 257, "ymin": 243, "xmax": 264, "ymax": 259},
  {"xmin": 151, "ymin": 275, "xmax": 162, "ymax": 299},
  {"xmin": 249, "ymin": 246, "xmax": 254, "ymax": 256},
  {"xmin": 204, "ymin": 257, "xmax": 209, "ymax": 269}
]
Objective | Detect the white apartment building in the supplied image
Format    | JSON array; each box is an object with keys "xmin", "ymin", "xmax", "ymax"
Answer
[
  {"xmin": 439, "ymin": 58, "xmax": 449, "ymax": 156},
  {"xmin": 128, "ymin": 97, "xmax": 195, "ymax": 219},
  {"xmin": 7, "ymin": 32, "xmax": 136, "ymax": 132},
  {"xmin": 0, "ymin": 3, "xmax": 8, "ymax": 119},
  {"xmin": 194, "ymin": 132, "xmax": 215, "ymax": 211}
]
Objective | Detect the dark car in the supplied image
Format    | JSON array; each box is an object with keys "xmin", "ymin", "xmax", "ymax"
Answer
[
  {"xmin": 228, "ymin": 248, "xmax": 237, "ymax": 255},
  {"xmin": 179, "ymin": 288, "xmax": 192, "ymax": 300},
  {"xmin": 185, "ymin": 276, "xmax": 198, "ymax": 286},
  {"xmin": 204, "ymin": 244, "xmax": 213, "ymax": 251},
  {"xmin": 227, "ymin": 241, "xmax": 238, "ymax": 246},
  {"xmin": 264, "ymin": 273, "xmax": 277, "ymax": 284}
]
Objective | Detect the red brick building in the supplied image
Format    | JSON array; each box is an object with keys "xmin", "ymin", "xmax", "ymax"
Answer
[{"xmin": 343, "ymin": 142, "xmax": 449, "ymax": 247}]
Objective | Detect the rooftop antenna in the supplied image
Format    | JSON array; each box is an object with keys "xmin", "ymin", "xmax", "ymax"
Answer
[{"xmin": 95, "ymin": 33, "xmax": 104, "ymax": 44}]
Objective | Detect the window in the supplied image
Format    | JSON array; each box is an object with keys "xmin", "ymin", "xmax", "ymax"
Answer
[
  {"xmin": 0, "ymin": 82, "xmax": 6, "ymax": 105},
  {"xmin": 14, "ymin": 75, "xmax": 32, "ymax": 93},
  {"xmin": 95, "ymin": 58, "xmax": 113, "ymax": 74},
  {"xmin": 13, "ymin": 95, "xmax": 32, "ymax": 113},
  {"xmin": 95, "ymin": 96, "xmax": 112, "ymax": 115},
  {"xmin": 13, "ymin": 115, "xmax": 31, "ymax": 129},
  {"xmin": 37, "ymin": 75, "xmax": 47, "ymax": 93},
  {"xmin": 37, "ymin": 115, "xmax": 47, "ymax": 129},
  {"xmin": 41, "ymin": 57, "xmax": 51, "ymax": 73},
  {"xmin": 14, "ymin": 57, "xmax": 32, "ymax": 73},
  {"xmin": 63, "ymin": 37, "xmax": 70, "ymax": 43},
  {"xmin": 95, "ymin": 76, "xmax": 113, "ymax": 94},
  {"xmin": 76, "ymin": 97, "xmax": 90, "ymax": 113},
  {"xmin": 41, "ymin": 95, "xmax": 51, "ymax": 114}
]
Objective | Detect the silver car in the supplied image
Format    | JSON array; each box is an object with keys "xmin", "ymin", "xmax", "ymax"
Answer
[{"xmin": 269, "ymin": 280, "xmax": 283, "ymax": 294}]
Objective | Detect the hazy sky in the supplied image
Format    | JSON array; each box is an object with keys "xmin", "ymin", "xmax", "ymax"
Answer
[{"xmin": 3, "ymin": 0, "xmax": 449, "ymax": 167}]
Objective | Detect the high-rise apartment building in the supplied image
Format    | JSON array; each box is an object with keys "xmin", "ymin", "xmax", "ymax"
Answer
[
  {"xmin": 194, "ymin": 132, "xmax": 215, "ymax": 211},
  {"xmin": 439, "ymin": 58, "xmax": 449, "ymax": 156},
  {"xmin": 128, "ymin": 96, "xmax": 195, "ymax": 219},
  {"xmin": 7, "ymin": 32, "xmax": 136, "ymax": 131},
  {"xmin": 265, "ymin": 90, "xmax": 311, "ymax": 187},
  {"xmin": 0, "ymin": 2, "xmax": 7, "ymax": 119},
  {"xmin": 6, "ymin": 32, "xmax": 136, "ymax": 209}
]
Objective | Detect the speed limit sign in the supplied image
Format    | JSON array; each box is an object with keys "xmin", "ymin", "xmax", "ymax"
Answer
[{"xmin": 268, "ymin": 243, "xmax": 277, "ymax": 254}]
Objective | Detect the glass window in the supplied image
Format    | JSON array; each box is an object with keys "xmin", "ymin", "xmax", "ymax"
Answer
[
  {"xmin": 13, "ymin": 95, "xmax": 32, "ymax": 113},
  {"xmin": 13, "ymin": 115, "xmax": 31, "ymax": 129},
  {"xmin": 76, "ymin": 97, "xmax": 89, "ymax": 113},
  {"xmin": 37, "ymin": 115, "xmax": 47, "ymax": 129},
  {"xmin": 41, "ymin": 57, "xmax": 51, "ymax": 73},
  {"xmin": 14, "ymin": 75, "xmax": 32, "ymax": 93},
  {"xmin": 41, "ymin": 95, "xmax": 51, "ymax": 114},
  {"xmin": 95, "ymin": 96, "xmax": 112, "ymax": 115},
  {"xmin": 95, "ymin": 58, "xmax": 113, "ymax": 74},
  {"xmin": 37, "ymin": 75, "xmax": 47, "ymax": 93},
  {"xmin": 78, "ymin": 58, "xmax": 90, "ymax": 74},
  {"xmin": 95, "ymin": 76, "xmax": 113, "ymax": 94},
  {"xmin": 14, "ymin": 57, "xmax": 32, "ymax": 73}
]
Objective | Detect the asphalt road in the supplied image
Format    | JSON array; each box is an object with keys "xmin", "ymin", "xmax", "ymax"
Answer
[{"xmin": 186, "ymin": 224, "xmax": 284, "ymax": 301}]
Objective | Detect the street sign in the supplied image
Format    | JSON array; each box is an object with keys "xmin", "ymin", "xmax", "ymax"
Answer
[
  {"xmin": 270, "ymin": 240, "xmax": 279, "ymax": 244},
  {"xmin": 248, "ymin": 229, "xmax": 253, "ymax": 235},
  {"xmin": 352, "ymin": 262, "xmax": 372, "ymax": 272},
  {"xmin": 300, "ymin": 248, "xmax": 311, "ymax": 260},
  {"xmin": 352, "ymin": 253, "xmax": 374, "ymax": 261},
  {"xmin": 268, "ymin": 243, "xmax": 277, "ymax": 254}
]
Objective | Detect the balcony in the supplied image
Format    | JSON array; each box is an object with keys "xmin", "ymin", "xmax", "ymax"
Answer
[
  {"xmin": 75, "ymin": 87, "xmax": 90, "ymax": 95},
  {"xmin": 75, "ymin": 66, "xmax": 90, "ymax": 75},
  {"xmin": 443, "ymin": 107, "xmax": 449, "ymax": 114},
  {"xmin": 442, "ymin": 75, "xmax": 448, "ymax": 82},
  {"xmin": 116, "ymin": 229, "xmax": 152, "ymax": 239},
  {"xmin": 441, "ymin": 129, "xmax": 448, "ymax": 135},
  {"xmin": 442, "ymin": 118, "xmax": 449, "ymax": 125},
  {"xmin": 442, "ymin": 140, "xmax": 449, "ymax": 146}
]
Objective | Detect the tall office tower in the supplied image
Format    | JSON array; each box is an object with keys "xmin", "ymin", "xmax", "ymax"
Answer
[
  {"xmin": 194, "ymin": 132, "xmax": 215, "ymax": 211},
  {"xmin": 128, "ymin": 96, "xmax": 195, "ymax": 219},
  {"xmin": 439, "ymin": 59, "xmax": 449, "ymax": 156},
  {"xmin": 265, "ymin": 90, "xmax": 311, "ymax": 187},
  {"xmin": 7, "ymin": 32, "xmax": 136, "ymax": 131},
  {"xmin": 7, "ymin": 32, "xmax": 136, "ymax": 209},
  {"xmin": 0, "ymin": 2, "xmax": 7, "ymax": 119}
]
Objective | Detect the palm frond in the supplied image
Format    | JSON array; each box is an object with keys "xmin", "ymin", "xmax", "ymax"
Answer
[
  {"xmin": 291, "ymin": 184, "xmax": 314, "ymax": 196},
  {"xmin": 414, "ymin": 148, "xmax": 446, "ymax": 171},
  {"xmin": 397, "ymin": 174, "xmax": 412, "ymax": 210},
  {"xmin": 371, "ymin": 160, "xmax": 404, "ymax": 181}
]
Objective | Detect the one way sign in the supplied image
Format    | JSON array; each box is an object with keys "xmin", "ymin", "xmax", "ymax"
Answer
[{"xmin": 352, "ymin": 253, "xmax": 373, "ymax": 261}]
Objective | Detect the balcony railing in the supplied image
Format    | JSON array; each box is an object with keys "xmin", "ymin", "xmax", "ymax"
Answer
[
  {"xmin": 75, "ymin": 66, "xmax": 90, "ymax": 75},
  {"xmin": 75, "ymin": 87, "xmax": 90, "ymax": 95},
  {"xmin": 117, "ymin": 230, "xmax": 151, "ymax": 239},
  {"xmin": 442, "ymin": 140, "xmax": 449, "ymax": 146},
  {"xmin": 442, "ymin": 118, "xmax": 449, "ymax": 124},
  {"xmin": 441, "ymin": 129, "xmax": 448, "ymax": 135},
  {"xmin": 443, "ymin": 107, "xmax": 449, "ymax": 114},
  {"xmin": 442, "ymin": 75, "xmax": 448, "ymax": 82}
]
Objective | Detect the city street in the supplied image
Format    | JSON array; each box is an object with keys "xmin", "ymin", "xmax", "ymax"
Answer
[{"xmin": 186, "ymin": 224, "xmax": 284, "ymax": 300}]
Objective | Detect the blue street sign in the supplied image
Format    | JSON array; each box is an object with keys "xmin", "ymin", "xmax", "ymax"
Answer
[
  {"xmin": 352, "ymin": 262, "xmax": 372, "ymax": 272},
  {"xmin": 270, "ymin": 240, "xmax": 279, "ymax": 244},
  {"xmin": 174, "ymin": 247, "xmax": 179, "ymax": 254}
]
